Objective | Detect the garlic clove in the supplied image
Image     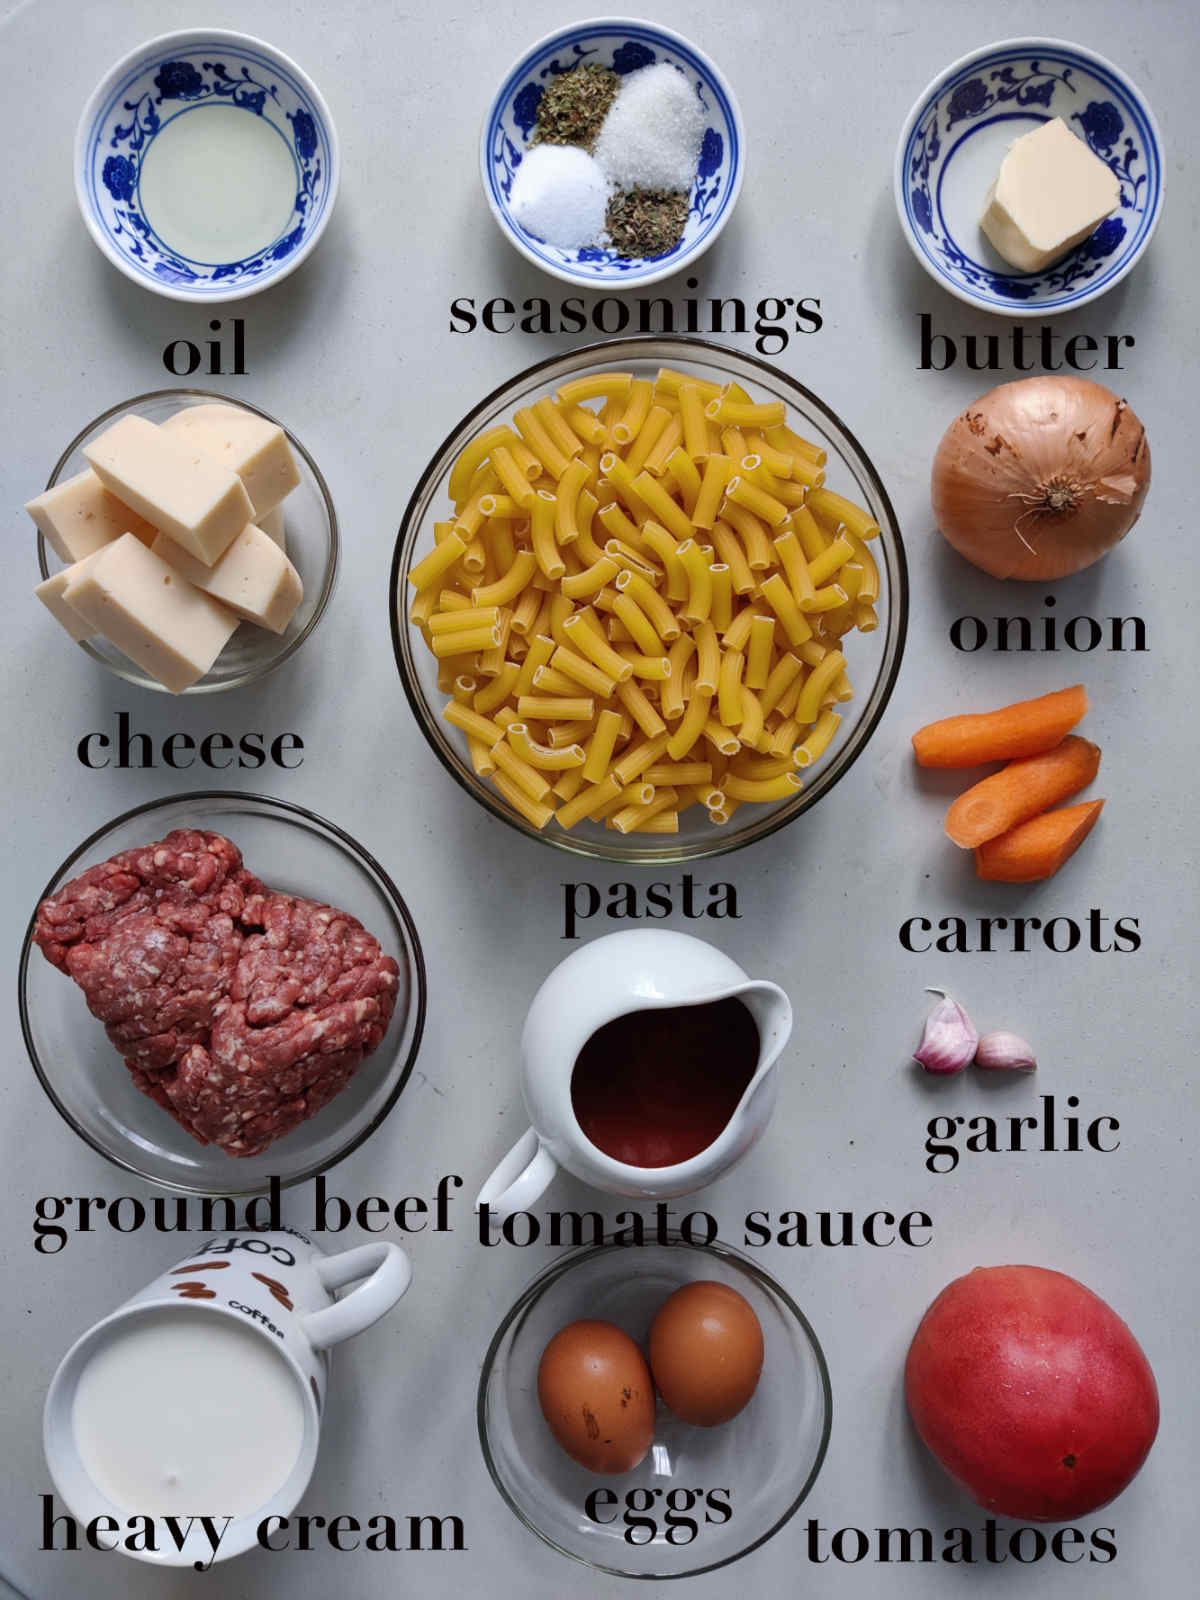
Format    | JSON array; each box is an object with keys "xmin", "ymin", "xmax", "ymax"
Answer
[
  {"xmin": 975, "ymin": 1030, "xmax": 1037, "ymax": 1072},
  {"xmin": 914, "ymin": 988, "xmax": 978, "ymax": 1076}
]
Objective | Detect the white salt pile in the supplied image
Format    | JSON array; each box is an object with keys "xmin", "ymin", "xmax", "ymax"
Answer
[
  {"xmin": 594, "ymin": 63, "xmax": 705, "ymax": 191},
  {"xmin": 508, "ymin": 144, "xmax": 611, "ymax": 248}
]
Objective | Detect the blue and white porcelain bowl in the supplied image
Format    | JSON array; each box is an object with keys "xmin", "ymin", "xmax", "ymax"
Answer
[
  {"xmin": 481, "ymin": 18, "xmax": 744, "ymax": 289},
  {"xmin": 75, "ymin": 29, "xmax": 340, "ymax": 302},
  {"xmin": 894, "ymin": 38, "xmax": 1164, "ymax": 316}
]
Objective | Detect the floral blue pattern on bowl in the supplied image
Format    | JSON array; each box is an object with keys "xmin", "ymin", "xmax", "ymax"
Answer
[
  {"xmin": 894, "ymin": 38, "xmax": 1163, "ymax": 315},
  {"xmin": 481, "ymin": 21, "xmax": 744, "ymax": 289},
  {"xmin": 75, "ymin": 30, "xmax": 339, "ymax": 302}
]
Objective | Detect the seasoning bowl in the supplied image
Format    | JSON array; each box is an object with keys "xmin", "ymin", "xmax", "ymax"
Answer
[
  {"xmin": 75, "ymin": 29, "xmax": 340, "ymax": 302},
  {"xmin": 35, "ymin": 389, "xmax": 337, "ymax": 695},
  {"xmin": 18, "ymin": 792, "xmax": 428, "ymax": 1196},
  {"xmin": 894, "ymin": 37, "xmax": 1164, "ymax": 315},
  {"xmin": 388, "ymin": 336, "xmax": 908, "ymax": 864},
  {"xmin": 481, "ymin": 19, "xmax": 744, "ymax": 288},
  {"xmin": 478, "ymin": 1237, "xmax": 832, "ymax": 1578}
]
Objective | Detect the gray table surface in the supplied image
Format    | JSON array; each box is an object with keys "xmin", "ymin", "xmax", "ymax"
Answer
[{"xmin": 1, "ymin": 0, "xmax": 1194, "ymax": 1595}]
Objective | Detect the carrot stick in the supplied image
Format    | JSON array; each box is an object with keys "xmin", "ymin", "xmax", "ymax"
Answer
[
  {"xmin": 945, "ymin": 736, "xmax": 1100, "ymax": 848},
  {"xmin": 913, "ymin": 685, "xmax": 1089, "ymax": 768},
  {"xmin": 975, "ymin": 800, "xmax": 1105, "ymax": 882}
]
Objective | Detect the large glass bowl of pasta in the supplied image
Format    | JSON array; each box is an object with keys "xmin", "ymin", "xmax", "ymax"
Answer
[{"xmin": 389, "ymin": 337, "xmax": 907, "ymax": 862}]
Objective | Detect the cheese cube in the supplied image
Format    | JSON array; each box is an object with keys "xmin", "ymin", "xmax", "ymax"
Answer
[
  {"xmin": 152, "ymin": 523, "xmax": 303, "ymax": 634},
  {"xmin": 162, "ymin": 403, "xmax": 301, "ymax": 519},
  {"xmin": 84, "ymin": 415, "xmax": 254, "ymax": 567},
  {"xmin": 258, "ymin": 502, "xmax": 287, "ymax": 553},
  {"xmin": 981, "ymin": 118, "xmax": 1120, "ymax": 273},
  {"xmin": 64, "ymin": 533, "xmax": 239, "ymax": 693},
  {"xmin": 34, "ymin": 549, "xmax": 109, "ymax": 642},
  {"xmin": 25, "ymin": 469, "xmax": 157, "ymax": 563}
]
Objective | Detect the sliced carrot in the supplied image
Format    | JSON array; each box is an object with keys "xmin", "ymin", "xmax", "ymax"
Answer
[
  {"xmin": 975, "ymin": 800, "xmax": 1105, "ymax": 882},
  {"xmin": 912, "ymin": 685, "xmax": 1089, "ymax": 768},
  {"xmin": 945, "ymin": 736, "xmax": 1100, "ymax": 848}
]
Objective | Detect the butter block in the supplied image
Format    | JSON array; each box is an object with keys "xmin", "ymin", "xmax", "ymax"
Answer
[
  {"xmin": 258, "ymin": 502, "xmax": 286, "ymax": 553},
  {"xmin": 162, "ymin": 403, "xmax": 301, "ymax": 519},
  {"xmin": 25, "ymin": 469, "xmax": 157, "ymax": 563},
  {"xmin": 64, "ymin": 533, "xmax": 239, "ymax": 693},
  {"xmin": 34, "ymin": 549, "xmax": 108, "ymax": 642},
  {"xmin": 152, "ymin": 523, "xmax": 303, "ymax": 634},
  {"xmin": 981, "ymin": 117, "xmax": 1120, "ymax": 272},
  {"xmin": 84, "ymin": 415, "xmax": 254, "ymax": 567}
]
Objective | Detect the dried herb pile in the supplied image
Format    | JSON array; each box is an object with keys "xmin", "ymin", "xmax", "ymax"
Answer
[{"xmin": 533, "ymin": 64, "xmax": 619, "ymax": 152}]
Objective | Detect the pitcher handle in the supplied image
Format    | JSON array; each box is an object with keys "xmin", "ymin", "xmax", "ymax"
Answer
[
  {"xmin": 301, "ymin": 1242, "xmax": 413, "ymax": 1350},
  {"xmin": 476, "ymin": 1127, "xmax": 558, "ymax": 1224}
]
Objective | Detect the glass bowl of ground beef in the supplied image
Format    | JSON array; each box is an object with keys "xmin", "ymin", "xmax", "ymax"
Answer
[{"xmin": 19, "ymin": 792, "xmax": 427, "ymax": 1195}]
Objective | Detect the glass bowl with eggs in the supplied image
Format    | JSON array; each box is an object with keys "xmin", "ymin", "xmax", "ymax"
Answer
[
  {"xmin": 477, "ymin": 1236, "xmax": 832, "ymax": 1578},
  {"xmin": 389, "ymin": 335, "xmax": 907, "ymax": 862}
]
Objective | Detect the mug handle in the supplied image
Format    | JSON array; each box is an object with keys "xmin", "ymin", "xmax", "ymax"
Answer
[
  {"xmin": 300, "ymin": 1242, "xmax": 413, "ymax": 1351},
  {"xmin": 476, "ymin": 1127, "xmax": 558, "ymax": 1224}
]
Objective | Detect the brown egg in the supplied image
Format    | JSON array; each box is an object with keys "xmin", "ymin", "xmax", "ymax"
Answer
[
  {"xmin": 537, "ymin": 1319, "xmax": 656, "ymax": 1474},
  {"xmin": 649, "ymin": 1281, "xmax": 764, "ymax": 1426}
]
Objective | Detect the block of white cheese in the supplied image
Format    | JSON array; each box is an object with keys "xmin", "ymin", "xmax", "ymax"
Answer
[
  {"xmin": 152, "ymin": 523, "xmax": 303, "ymax": 634},
  {"xmin": 981, "ymin": 117, "xmax": 1120, "ymax": 272},
  {"xmin": 34, "ymin": 549, "xmax": 109, "ymax": 642},
  {"xmin": 84, "ymin": 415, "xmax": 254, "ymax": 568},
  {"xmin": 161, "ymin": 403, "xmax": 301, "ymax": 519},
  {"xmin": 64, "ymin": 533, "xmax": 239, "ymax": 693},
  {"xmin": 258, "ymin": 502, "xmax": 286, "ymax": 553},
  {"xmin": 25, "ymin": 469, "xmax": 157, "ymax": 562}
]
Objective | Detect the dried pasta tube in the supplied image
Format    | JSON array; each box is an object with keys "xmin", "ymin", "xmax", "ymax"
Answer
[
  {"xmin": 638, "ymin": 522, "xmax": 688, "ymax": 602},
  {"xmin": 854, "ymin": 600, "xmax": 878, "ymax": 632},
  {"xmin": 561, "ymin": 555, "xmax": 618, "ymax": 600},
  {"xmin": 693, "ymin": 620, "xmax": 721, "ymax": 694},
  {"xmin": 451, "ymin": 675, "xmax": 477, "ymax": 705},
  {"xmin": 553, "ymin": 767, "xmax": 586, "ymax": 802},
  {"xmin": 517, "ymin": 695, "xmax": 596, "ymax": 722},
  {"xmin": 552, "ymin": 460, "xmax": 589, "ymax": 546},
  {"xmin": 807, "ymin": 535, "xmax": 855, "ymax": 587},
  {"xmin": 449, "ymin": 425, "xmax": 521, "ymax": 502},
  {"xmin": 562, "ymin": 617, "xmax": 632, "ymax": 684},
  {"xmin": 789, "ymin": 505, "xmax": 827, "ymax": 561},
  {"xmin": 803, "ymin": 583, "xmax": 849, "ymax": 614},
  {"xmin": 551, "ymin": 643, "xmax": 618, "ymax": 699},
  {"xmin": 773, "ymin": 528, "xmax": 816, "ymax": 604},
  {"xmin": 547, "ymin": 722, "xmax": 593, "ymax": 749},
  {"xmin": 534, "ymin": 396, "xmax": 584, "ymax": 458},
  {"xmin": 623, "ymin": 406, "xmax": 672, "ymax": 477},
  {"xmin": 582, "ymin": 708, "xmax": 624, "ymax": 783},
  {"xmin": 643, "ymin": 415, "xmax": 684, "ymax": 476},
  {"xmin": 634, "ymin": 811, "xmax": 679, "ymax": 834},
  {"xmin": 702, "ymin": 717, "xmax": 740, "ymax": 757},
  {"xmin": 492, "ymin": 740, "xmax": 553, "ymax": 801},
  {"xmin": 807, "ymin": 487, "xmax": 881, "ymax": 540},
  {"xmin": 768, "ymin": 716, "xmax": 801, "ymax": 757},
  {"xmin": 428, "ymin": 607, "xmax": 501, "ymax": 636},
  {"xmin": 664, "ymin": 447, "xmax": 702, "ymax": 513},
  {"xmin": 612, "ymin": 378, "xmax": 653, "ymax": 445},
  {"xmin": 726, "ymin": 475, "xmax": 789, "ymax": 527},
  {"xmin": 632, "ymin": 470, "xmax": 694, "ymax": 541},
  {"xmin": 760, "ymin": 651, "xmax": 803, "ymax": 718},
  {"xmin": 557, "ymin": 372, "xmax": 634, "ymax": 405},
  {"xmin": 614, "ymin": 569, "xmax": 679, "ymax": 641},
  {"xmin": 492, "ymin": 771, "xmax": 554, "ymax": 829},
  {"xmin": 597, "ymin": 500, "xmax": 647, "ymax": 551},
  {"xmin": 745, "ymin": 614, "xmax": 776, "ymax": 690},
  {"xmin": 409, "ymin": 531, "xmax": 468, "ymax": 591},
  {"xmin": 760, "ymin": 574, "xmax": 814, "ymax": 645},
  {"xmin": 718, "ymin": 648, "xmax": 745, "ymax": 728},
  {"xmin": 661, "ymin": 634, "xmax": 696, "ymax": 721},
  {"xmin": 721, "ymin": 502, "xmax": 775, "ymax": 569},
  {"xmin": 677, "ymin": 540, "xmax": 713, "ymax": 624},
  {"xmin": 709, "ymin": 563, "xmax": 733, "ymax": 633},
  {"xmin": 514, "ymin": 633, "xmax": 555, "ymax": 697},
  {"xmin": 794, "ymin": 649, "xmax": 846, "ymax": 725},
  {"xmin": 704, "ymin": 394, "xmax": 787, "ymax": 428},
  {"xmin": 513, "ymin": 408, "xmax": 570, "ymax": 478},
  {"xmin": 655, "ymin": 368, "xmax": 723, "ymax": 400},
  {"xmin": 442, "ymin": 701, "xmax": 504, "ymax": 747},
  {"xmin": 555, "ymin": 773, "xmax": 624, "ymax": 829},
  {"xmin": 666, "ymin": 690, "xmax": 714, "ymax": 761},
  {"xmin": 617, "ymin": 650, "xmax": 671, "ymax": 680},
  {"xmin": 611, "ymin": 786, "xmax": 680, "ymax": 834},
  {"xmin": 677, "ymin": 383, "xmax": 710, "ymax": 459},
  {"xmin": 612, "ymin": 593, "xmax": 663, "ymax": 657},
  {"xmin": 616, "ymin": 677, "xmax": 666, "ymax": 738},
  {"xmin": 710, "ymin": 519, "xmax": 756, "ymax": 594},
  {"xmin": 795, "ymin": 709, "xmax": 842, "ymax": 767},
  {"xmin": 531, "ymin": 491, "xmax": 565, "ymax": 580},
  {"xmin": 510, "ymin": 584, "xmax": 543, "ymax": 638},
  {"xmin": 613, "ymin": 730, "xmax": 672, "ymax": 784},
  {"xmin": 507, "ymin": 724, "xmax": 586, "ymax": 770},
  {"xmin": 432, "ymin": 625, "xmax": 499, "ymax": 657},
  {"xmin": 474, "ymin": 661, "xmax": 520, "ymax": 716},
  {"xmin": 468, "ymin": 737, "xmax": 497, "ymax": 776},
  {"xmin": 723, "ymin": 604, "xmax": 766, "ymax": 652},
  {"xmin": 534, "ymin": 665, "xmax": 581, "ymax": 696},
  {"xmin": 739, "ymin": 687, "xmax": 764, "ymax": 748},
  {"xmin": 723, "ymin": 771, "xmax": 803, "ymax": 802},
  {"xmin": 560, "ymin": 403, "xmax": 606, "ymax": 446},
  {"xmin": 846, "ymin": 533, "xmax": 879, "ymax": 600},
  {"xmin": 600, "ymin": 454, "xmax": 652, "ymax": 522},
  {"xmin": 765, "ymin": 423, "xmax": 827, "ymax": 468},
  {"xmin": 472, "ymin": 549, "xmax": 537, "ymax": 607},
  {"xmin": 692, "ymin": 455, "xmax": 735, "ymax": 531}
]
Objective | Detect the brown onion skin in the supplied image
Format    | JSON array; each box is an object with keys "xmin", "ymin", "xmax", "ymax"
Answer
[{"xmin": 932, "ymin": 377, "xmax": 1151, "ymax": 580}]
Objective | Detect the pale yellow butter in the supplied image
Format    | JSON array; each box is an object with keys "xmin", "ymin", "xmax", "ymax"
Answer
[
  {"xmin": 84, "ymin": 415, "xmax": 254, "ymax": 567},
  {"xmin": 34, "ymin": 549, "xmax": 108, "ymax": 641},
  {"xmin": 25, "ymin": 469, "xmax": 157, "ymax": 563},
  {"xmin": 64, "ymin": 532, "xmax": 239, "ymax": 693},
  {"xmin": 981, "ymin": 118, "xmax": 1120, "ymax": 273},
  {"xmin": 161, "ymin": 402, "xmax": 301, "ymax": 519},
  {"xmin": 152, "ymin": 523, "xmax": 303, "ymax": 634}
]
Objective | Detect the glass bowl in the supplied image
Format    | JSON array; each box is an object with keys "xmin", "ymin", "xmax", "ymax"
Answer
[
  {"xmin": 389, "ymin": 336, "xmax": 908, "ymax": 862},
  {"xmin": 35, "ymin": 389, "xmax": 338, "ymax": 694},
  {"xmin": 478, "ymin": 1237, "xmax": 832, "ymax": 1579},
  {"xmin": 18, "ymin": 791, "xmax": 427, "ymax": 1196}
]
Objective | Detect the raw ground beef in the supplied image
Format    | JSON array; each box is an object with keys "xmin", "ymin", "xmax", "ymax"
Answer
[{"xmin": 34, "ymin": 829, "xmax": 401, "ymax": 1157}]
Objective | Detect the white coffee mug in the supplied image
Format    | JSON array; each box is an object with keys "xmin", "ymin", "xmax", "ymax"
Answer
[
  {"xmin": 477, "ymin": 929, "xmax": 793, "ymax": 1220},
  {"xmin": 43, "ymin": 1228, "xmax": 411, "ymax": 1567}
]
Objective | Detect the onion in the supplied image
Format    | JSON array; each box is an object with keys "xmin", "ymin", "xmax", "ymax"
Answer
[{"xmin": 931, "ymin": 376, "xmax": 1151, "ymax": 581}]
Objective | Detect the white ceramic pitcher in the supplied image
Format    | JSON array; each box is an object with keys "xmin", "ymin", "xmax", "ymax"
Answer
[{"xmin": 477, "ymin": 929, "xmax": 792, "ymax": 1220}]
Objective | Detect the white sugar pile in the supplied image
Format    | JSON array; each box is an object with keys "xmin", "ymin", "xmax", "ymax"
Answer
[
  {"xmin": 594, "ymin": 64, "xmax": 705, "ymax": 191},
  {"xmin": 509, "ymin": 144, "xmax": 611, "ymax": 248}
]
